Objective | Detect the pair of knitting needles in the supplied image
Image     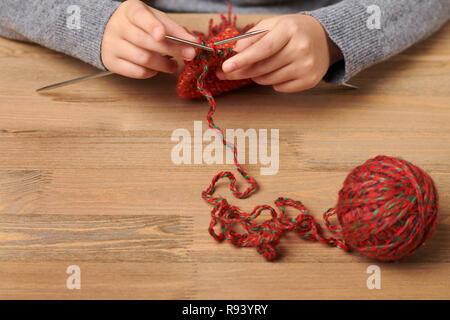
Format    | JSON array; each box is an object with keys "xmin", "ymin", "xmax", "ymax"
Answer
[
  {"xmin": 36, "ymin": 29, "xmax": 358, "ymax": 92},
  {"xmin": 36, "ymin": 30, "xmax": 267, "ymax": 92}
]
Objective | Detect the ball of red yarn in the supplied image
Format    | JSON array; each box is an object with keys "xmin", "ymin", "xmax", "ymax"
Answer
[{"xmin": 325, "ymin": 155, "xmax": 439, "ymax": 261}]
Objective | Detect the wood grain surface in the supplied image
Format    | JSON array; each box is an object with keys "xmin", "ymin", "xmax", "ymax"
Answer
[{"xmin": 0, "ymin": 14, "xmax": 449, "ymax": 299}]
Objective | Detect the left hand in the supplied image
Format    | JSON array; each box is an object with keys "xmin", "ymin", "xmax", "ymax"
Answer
[{"xmin": 216, "ymin": 14, "xmax": 343, "ymax": 93}]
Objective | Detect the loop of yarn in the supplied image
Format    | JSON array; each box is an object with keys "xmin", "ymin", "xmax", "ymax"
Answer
[{"xmin": 182, "ymin": 6, "xmax": 439, "ymax": 262}]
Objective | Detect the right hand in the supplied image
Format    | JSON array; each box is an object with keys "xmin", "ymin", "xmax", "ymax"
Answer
[{"xmin": 101, "ymin": 0, "xmax": 197, "ymax": 79}]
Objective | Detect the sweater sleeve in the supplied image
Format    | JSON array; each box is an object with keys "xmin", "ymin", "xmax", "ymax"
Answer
[
  {"xmin": 0, "ymin": 0, "xmax": 121, "ymax": 69},
  {"xmin": 303, "ymin": 0, "xmax": 450, "ymax": 84}
]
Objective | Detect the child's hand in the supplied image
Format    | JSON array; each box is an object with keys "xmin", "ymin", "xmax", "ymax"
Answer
[
  {"xmin": 101, "ymin": 0, "xmax": 197, "ymax": 79},
  {"xmin": 216, "ymin": 15, "xmax": 343, "ymax": 92}
]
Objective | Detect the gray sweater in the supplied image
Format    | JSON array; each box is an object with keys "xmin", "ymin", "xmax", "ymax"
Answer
[{"xmin": 0, "ymin": 0, "xmax": 449, "ymax": 84}]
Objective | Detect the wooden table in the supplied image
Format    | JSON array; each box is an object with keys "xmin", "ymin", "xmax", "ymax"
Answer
[{"xmin": 0, "ymin": 14, "xmax": 449, "ymax": 299}]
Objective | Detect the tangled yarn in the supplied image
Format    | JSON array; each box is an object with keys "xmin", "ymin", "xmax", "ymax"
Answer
[{"xmin": 181, "ymin": 8, "xmax": 439, "ymax": 262}]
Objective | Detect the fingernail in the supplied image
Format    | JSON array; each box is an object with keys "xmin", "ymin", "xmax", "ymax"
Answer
[
  {"xmin": 182, "ymin": 47, "xmax": 196, "ymax": 60},
  {"xmin": 222, "ymin": 61, "xmax": 236, "ymax": 73}
]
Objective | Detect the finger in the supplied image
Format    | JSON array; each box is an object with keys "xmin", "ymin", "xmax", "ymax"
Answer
[
  {"xmin": 222, "ymin": 25, "xmax": 289, "ymax": 73},
  {"xmin": 233, "ymin": 24, "xmax": 262, "ymax": 52},
  {"xmin": 111, "ymin": 58, "xmax": 158, "ymax": 79},
  {"xmin": 217, "ymin": 42, "xmax": 295, "ymax": 80},
  {"xmin": 233, "ymin": 18, "xmax": 277, "ymax": 52},
  {"xmin": 251, "ymin": 64, "xmax": 295, "ymax": 86},
  {"xmin": 116, "ymin": 40, "xmax": 178, "ymax": 74},
  {"xmin": 216, "ymin": 66, "xmax": 252, "ymax": 81},
  {"xmin": 150, "ymin": 9, "xmax": 198, "ymax": 59},
  {"xmin": 273, "ymin": 78, "xmax": 317, "ymax": 93},
  {"xmin": 151, "ymin": 8, "xmax": 198, "ymax": 42},
  {"xmin": 126, "ymin": 0, "xmax": 166, "ymax": 41},
  {"xmin": 120, "ymin": 23, "xmax": 196, "ymax": 60}
]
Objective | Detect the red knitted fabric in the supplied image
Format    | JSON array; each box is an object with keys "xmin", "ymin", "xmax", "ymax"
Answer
[
  {"xmin": 176, "ymin": 8, "xmax": 253, "ymax": 99},
  {"xmin": 184, "ymin": 8, "xmax": 439, "ymax": 262}
]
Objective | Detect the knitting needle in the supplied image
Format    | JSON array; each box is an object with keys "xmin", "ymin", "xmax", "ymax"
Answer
[
  {"xmin": 36, "ymin": 31, "xmax": 267, "ymax": 92},
  {"xmin": 165, "ymin": 35, "xmax": 213, "ymax": 51},
  {"xmin": 36, "ymin": 71, "xmax": 113, "ymax": 92},
  {"xmin": 166, "ymin": 30, "xmax": 267, "ymax": 50},
  {"xmin": 342, "ymin": 82, "xmax": 359, "ymax": 89},
  {"xmin": 214, "ymin": 29, "xmax": 267, "ymax": 46},
  {"xmin": 36, "ymin": 36, "xmax": 215, "ymax": 92},
  {"xmin": 36, "ymin": 35, "xmax": 210, "ymax": 92}
]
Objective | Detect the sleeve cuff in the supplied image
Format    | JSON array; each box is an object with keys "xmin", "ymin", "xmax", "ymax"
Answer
[
  {"xmin": 302, "ymin": 1, "xmax": 383, "ymax": 84},
  {"xmin": 52, "ymin": 0, "xmax": 121, "ymax": 70}
]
